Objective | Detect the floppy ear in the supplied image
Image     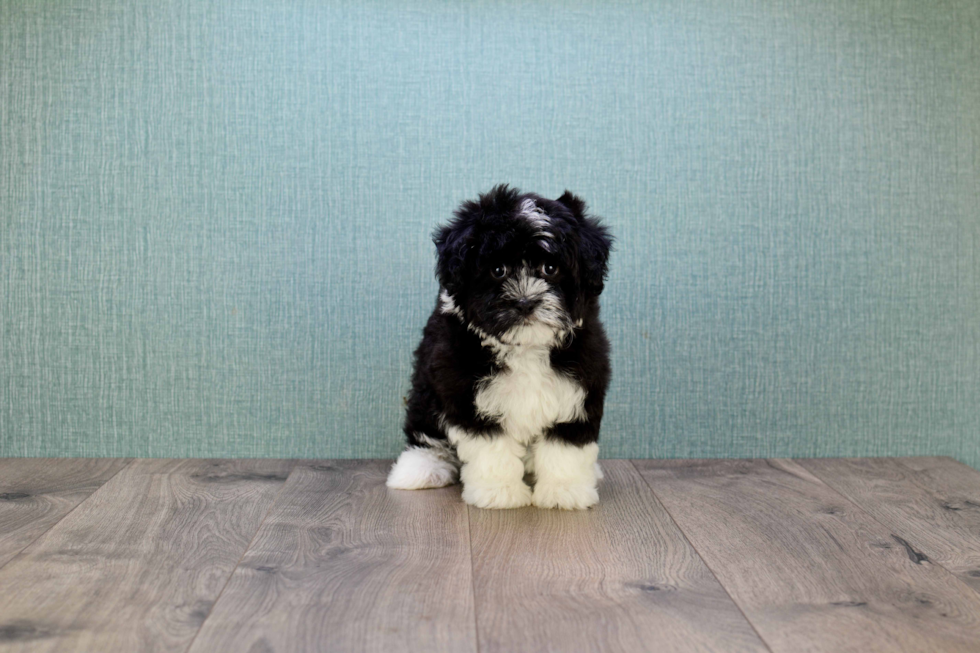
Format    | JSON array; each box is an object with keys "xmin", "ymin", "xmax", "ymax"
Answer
[
  {"xmin": 433, "ymin": 222, "xmax": 472, "ymax": 295},
  {"xmin": 557, "ymin": 191, "xmax": 612, "ymax": 296}
]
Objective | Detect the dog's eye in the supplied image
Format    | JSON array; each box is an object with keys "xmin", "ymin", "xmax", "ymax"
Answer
[
  {"xmin": 541, "ymin": 263, "xmax": 558, "ymax": 277},
  {"xmin": 491, "ymin": 265, "xmax": 508, "ymax": 280}
]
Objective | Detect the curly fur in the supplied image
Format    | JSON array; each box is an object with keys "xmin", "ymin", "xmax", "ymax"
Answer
[{"xmin": 387, "ymin": 185, "xmax": 613, "ymax": 510}]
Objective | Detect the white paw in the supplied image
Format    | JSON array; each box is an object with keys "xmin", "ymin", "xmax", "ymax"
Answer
[
  {"xmin": 462, "ymin": 481, "xmax": 533, "ymax": 509},
  {"xmin": 387, "ymin": 447, "xmax": 458, "ymax": 490},
  {"xmin": 532, "ymin": 482, "xmax": 599, "ymax": 510}
]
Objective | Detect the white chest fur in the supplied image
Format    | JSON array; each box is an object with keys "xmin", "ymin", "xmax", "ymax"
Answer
[{"xmin": 474, "ymin": 345, "xmax": 586, "ymax": 445}]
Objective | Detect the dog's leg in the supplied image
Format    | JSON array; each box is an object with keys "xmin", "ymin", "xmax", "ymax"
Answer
[
  {"xmin": 452, "ymin": 430, "xmax": 532, "ymax": 509},
  {"xmin": 531, "ymin": 439, "xmax": 599, "ymax": 510}
]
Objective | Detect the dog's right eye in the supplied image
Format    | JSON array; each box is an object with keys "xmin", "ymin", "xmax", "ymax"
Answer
[{"xmin": 491, "ymin": 265, "xmax": 508, "ymax": 280}]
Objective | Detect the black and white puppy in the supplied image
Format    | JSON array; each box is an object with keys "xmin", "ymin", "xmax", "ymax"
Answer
[{"xmin": 387, "ymin": 185, "xmax": 612, "ymax": 510}]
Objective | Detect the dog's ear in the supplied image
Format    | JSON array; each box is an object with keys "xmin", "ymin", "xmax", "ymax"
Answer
[
  {"xmin": 433, "ymin": 222, "xmax": 472, "ymax": 295},
  {"xmin": 557, "ymin": 191, "xmax": 612, "ymax": 296}
]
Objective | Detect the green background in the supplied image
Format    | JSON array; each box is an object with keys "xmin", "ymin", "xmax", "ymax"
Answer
[{"xmin": 2, "ymin": 0, "xmax": 978, "ymax": 465}]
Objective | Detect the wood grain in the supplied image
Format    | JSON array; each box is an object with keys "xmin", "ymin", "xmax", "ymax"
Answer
[
  {"xmin": 0, "ymin": 458, "xmax": 294, "ymax": 653},
  {"xmin": 468, "ymin": 460, "xmax": 768, "ymax": 653},
  {"xmin": 800, "ymin": 456, "xmax": 980, "ymax": 594},
  {"xmin": 0, "ymin": 458, "xmax": 132, "ymax": 568},
  {"xmin": 187, "ymin": 460, "xmax": 477, "ymax": 653},
  {"xmin": 633, "ymin": 458, "xmax": 980, "ymax": 653}
]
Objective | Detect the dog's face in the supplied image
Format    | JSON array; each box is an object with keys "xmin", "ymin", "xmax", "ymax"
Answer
[{"xmin": 434, "ymin": 185, "xmax": 612, "ymax": 347}]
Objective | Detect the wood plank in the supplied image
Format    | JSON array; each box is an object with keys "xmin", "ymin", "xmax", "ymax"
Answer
[
  {"xmin": 799, "ymin": 456, "xmax": 980, "ymax": 594},
  {"xmin": 468, "ymin": 460, "xmax": 769, "ymax": 653},
  {"xmin": 0, "ymin": 459, "xmax": 132, "ymax": 568},
  {"xmin": 187, "ymin": 460, "xmax": 476, "ymax": 653},
  {"xmin": 0, "ymin": 458, "xmax": 294, "ymax": 653},
  {"xmin": 633, "ymin": 458, "xmax": 980, "ymax": 653}
]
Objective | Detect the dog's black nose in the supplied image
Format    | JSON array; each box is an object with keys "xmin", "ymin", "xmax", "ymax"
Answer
[{"xmin": 515, "ymin": 298, "xmax": 539, "ymax": 316}]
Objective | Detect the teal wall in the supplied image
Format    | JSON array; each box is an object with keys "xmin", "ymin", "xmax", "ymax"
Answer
[{"xmin": 2, "ymin": 0, "xmax": 978, "ymax": 464}]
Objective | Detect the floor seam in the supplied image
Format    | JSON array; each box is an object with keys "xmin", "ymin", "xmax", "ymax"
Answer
[
  {"xmin": 180, "ymin": 459, "xmax": 299, "ymax": 653},
  {"xmin": 795, "ymin": 457, "xmax": 980, "ymax": 597},
  {"xmin": 629, "ymin": 459, "xmax": 776, "ymax": 653},
  {"xmin": 0, "ymin": 457, "xmax": 136, "ymax": 573},
  {"xmin": 466, "ymin": 503, "xmax": 482, "ymax": 653}
]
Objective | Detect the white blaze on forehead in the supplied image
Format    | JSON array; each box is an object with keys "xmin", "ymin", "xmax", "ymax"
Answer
[
  {"xmin": 518, "ymin": 198, "xmax": 555, "ymax": 251},
  {"xmin": 518, "ymin": 199, "xmax": 550, "ymax": 230}
]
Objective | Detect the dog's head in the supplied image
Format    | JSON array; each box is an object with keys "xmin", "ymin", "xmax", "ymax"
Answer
[{"xmin": 434, "ymin": 185, "xmax": 612, "ymax": 347}]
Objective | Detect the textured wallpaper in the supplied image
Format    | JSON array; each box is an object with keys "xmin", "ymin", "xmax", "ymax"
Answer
[{"xmin": 1, "ymin": 0, "xmax": 978, "ymax": 464}]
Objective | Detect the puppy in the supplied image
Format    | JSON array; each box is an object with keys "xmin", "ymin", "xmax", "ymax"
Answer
[{"xmin": 387, "ymin": 185, "xmax": 612, "ymax": 510}]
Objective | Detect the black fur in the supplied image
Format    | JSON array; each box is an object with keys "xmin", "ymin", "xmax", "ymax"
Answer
[{"xmin": 403, "ymin": 185, "xmax": 612, "ymax": 451}]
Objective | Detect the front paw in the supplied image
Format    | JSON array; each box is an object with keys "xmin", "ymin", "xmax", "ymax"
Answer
[
  {"xmin": 462, "ymin": 481, "xmax": 532, "ymax": 509},
  {"xmin": 532, "ymin": 482, "xmax": 599, "ymax": 510}
]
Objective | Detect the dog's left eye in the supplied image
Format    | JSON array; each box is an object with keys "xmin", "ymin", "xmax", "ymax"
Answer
[
  {"xmin": 491, "ymin": 265, "xmax": 508, "ymax": 280},
  {"xmin": 541, "ymin": 263, "xmax": 559, "ymax": 277}
]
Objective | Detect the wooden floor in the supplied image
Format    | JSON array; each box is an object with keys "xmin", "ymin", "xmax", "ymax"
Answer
[{"xmin": 1, "ymin": 458, "xmax": 979, "ymax": 652}]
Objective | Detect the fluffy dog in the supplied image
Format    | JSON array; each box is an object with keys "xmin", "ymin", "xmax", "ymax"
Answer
[{"xmin": 387, "ymin": 185, "xmax": 612, "ymax": 509}]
